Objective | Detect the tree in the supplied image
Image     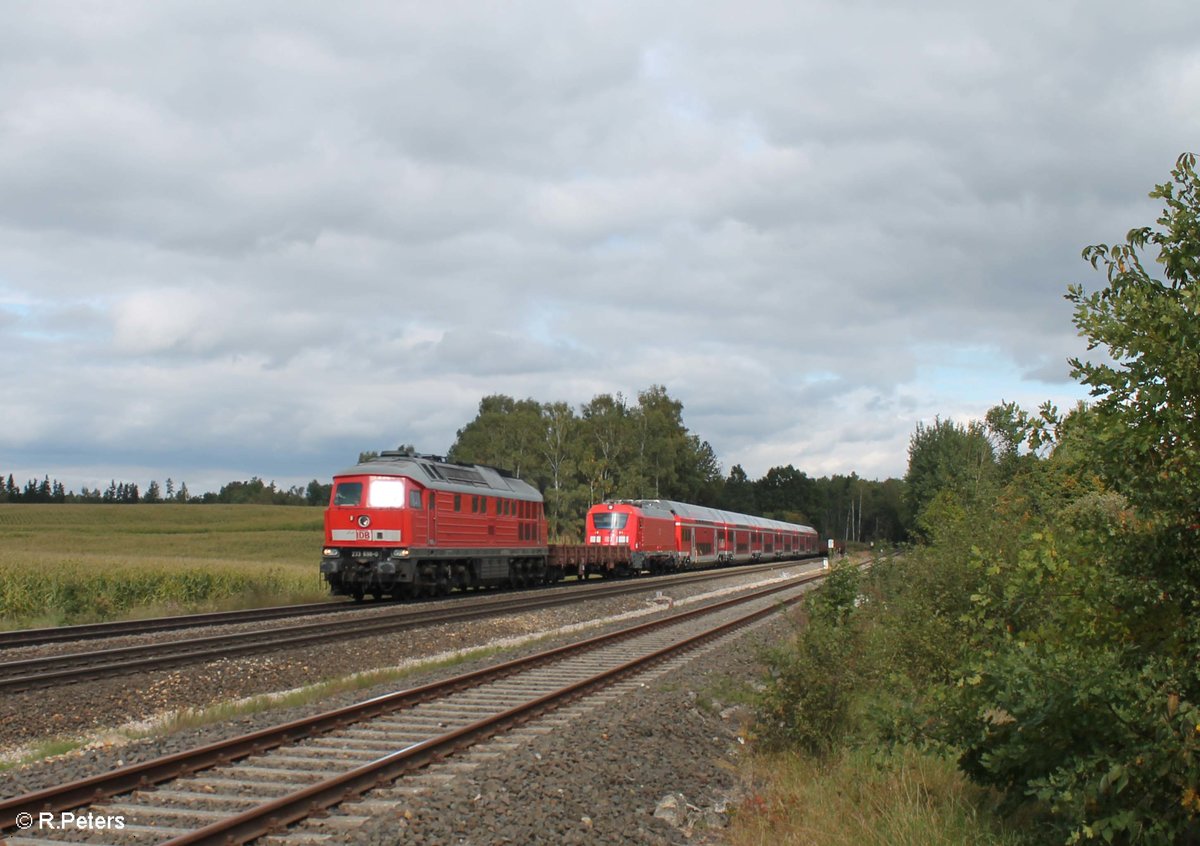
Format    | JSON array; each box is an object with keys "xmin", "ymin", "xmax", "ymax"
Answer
[
  {"xmin": 675, "ymin": 434, "xmax": 723, "ymax": 505},
  {"xmin": 719, "ymin": 464, "xmax": 759, "ymax": 514},
  {"xmin": 942, "ymin": 153, "xmax": 1200, "ymax": 844},
  {"xmin": 539, "ymin": 401, "xmax": 578, "ymax": 538},
  {"xmin": 903, "ymin": 417, "xmax": 995, "ymax": 528},
  {"xmin": 756, "ymin": 464, "xmax": 815, "ymax": 520},
  {"xmin": 449, "ymin": 395, "xmax": 545, "ymax": 480},
  {"xmin": 144, "ymin": 480, "xmax": 162, "ymax": 503},
  {"xmin": 631, "ymin": 385, "xmax": 685, "ymax": 499},
  {"xmin": 306, "ymin": 479, "xmax": 332, "ymax": 505},
  {"xmin": 578, "ymin": 393, "xmax": 632, "ymax": 502},
  {"xmin": 1069, "ymin": 151, "xmax": 1200, "ymax": 554}
]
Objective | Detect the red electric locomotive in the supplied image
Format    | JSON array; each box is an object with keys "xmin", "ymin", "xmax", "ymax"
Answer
[
  {"xmin": 320, "ymin": 452, "xmax": 555, "ymax": 600},
  {"xmin": 585, "ymin": 500, "xmax": 679, "ymax": 572}
]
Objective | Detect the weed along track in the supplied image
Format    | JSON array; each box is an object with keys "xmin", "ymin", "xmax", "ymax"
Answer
[{"xmin": 0, "ymin": 570, "xmax": 823, "ymax": 845}]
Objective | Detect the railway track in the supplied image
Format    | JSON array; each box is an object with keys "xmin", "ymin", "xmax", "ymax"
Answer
[
  {"xmin": 0, "ymin": 559, "xmax": 822, "ymax": 693},
  {"xmin": 0, "ymin": 602, "xmax": 350, "ymax": 650},
  {"xmin": 0, "ymin": 568, "xmax": 822, "ymax": 846}
]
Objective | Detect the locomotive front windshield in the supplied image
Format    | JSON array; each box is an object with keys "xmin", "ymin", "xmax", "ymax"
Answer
[
  {"xmin": 367, "ymin": 479, "xmax": 407, "ymax": 508},
  {"xmin": 592, "ymin": 513, "xmax": 629, "ymax": 530},
  {"xmin": 332, "ymin": 482, "xmax": 363, "ymax": 506},
  {"xmin": 331, "ymin": 479, "xmax": 410, "ymax": 508}
]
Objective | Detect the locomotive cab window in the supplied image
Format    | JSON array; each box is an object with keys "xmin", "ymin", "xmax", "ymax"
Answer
[
  {"xmin": 408, "ymin": 490, "xmax": 422, "ymax": 509},
  {"xmin": 332, "ymin": 482, "xmax": 363, "ymax": 507}
]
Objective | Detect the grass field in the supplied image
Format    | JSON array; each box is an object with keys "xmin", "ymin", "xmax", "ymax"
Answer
[{"xmin": 0, "ymin": 504, "xmax": 328, "ymax": 628}]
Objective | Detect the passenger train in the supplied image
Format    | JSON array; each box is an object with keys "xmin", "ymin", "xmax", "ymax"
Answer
[{"xmin": 320, "ymin": 451, "xmax": 818, "ymax": 601}]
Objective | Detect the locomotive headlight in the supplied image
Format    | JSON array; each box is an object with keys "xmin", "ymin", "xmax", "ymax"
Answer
[
  {"xmin": 357, "ymin": 515, "xmax": 371, "ymax": 528},
  {"xmin": 322, "ymin": 547, "xmax": 339, "ymax": 557}
]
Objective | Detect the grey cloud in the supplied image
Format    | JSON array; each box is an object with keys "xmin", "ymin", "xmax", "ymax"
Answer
[{"xmin": 1, "ymin": 0, "xmax": 1192, "ymax": 490}]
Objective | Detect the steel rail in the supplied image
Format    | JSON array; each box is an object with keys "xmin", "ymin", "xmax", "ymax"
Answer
[
  {"xmin": 0, "ymin": 569, "xmax": 822, "ymax": 832},
  {"xmin": 0, "ymin": 601, "xmax": 348, "ymax": 650},
  {"xmin": 0, "ymin": 560, "xmax": 820, "ymax": 693}
]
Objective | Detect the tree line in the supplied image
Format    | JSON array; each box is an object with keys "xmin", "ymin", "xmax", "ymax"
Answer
[
  {"xmin": 0, "ymin": 474, "xmax": 331, "ymax": 506},
  {"xmin": 443, "ymin": 385, "xmax": 908, "ymax": 543},
  {"xmin": 3, "ymin": 391, "xmax": 911, "ymax": 542},
  {"xmin": 2, "ymin": 384, "xmax": 910, "ymax": 542}
]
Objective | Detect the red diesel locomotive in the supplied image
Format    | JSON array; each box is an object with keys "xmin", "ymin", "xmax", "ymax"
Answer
[
  {"xmin": 321, "ymin": 452, "xmax": 553, "ymax": 600},
  {"xmin": 320, "ymin": 452, "xmax": 819, "ymax": 600}
]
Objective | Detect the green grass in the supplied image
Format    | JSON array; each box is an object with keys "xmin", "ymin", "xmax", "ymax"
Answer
[
  {"xmin": 728, "ymin": 746, "xmax": 1031, "ymax": 846},
  {"xmin": 0, "ymin": 504, "xmax": 328, "ymax": 627}
]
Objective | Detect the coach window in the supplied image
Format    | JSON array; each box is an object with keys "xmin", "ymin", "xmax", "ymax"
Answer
[{"xmin": 333, "ymin": 482, "xmax": 363, "ymax": 507}]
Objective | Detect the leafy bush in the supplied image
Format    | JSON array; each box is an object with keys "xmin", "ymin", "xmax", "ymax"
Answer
[{"xmin": 750, "ymin": 154, "xmax": 1200, "ymax": 844}]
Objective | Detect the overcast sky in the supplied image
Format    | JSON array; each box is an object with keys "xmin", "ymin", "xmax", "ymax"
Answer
[{"xmin": 2, "ymin": 1, "xmax": 1197, "ymax": 495}]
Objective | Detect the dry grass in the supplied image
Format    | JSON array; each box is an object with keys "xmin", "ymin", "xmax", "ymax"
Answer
[
  {"xmin": 728, "ymin": 747, "xmax": 1029, "ymax": 846},
  {"xmin": 0, "ymin": 504, "xmax": 327, "ymax": 627}
]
